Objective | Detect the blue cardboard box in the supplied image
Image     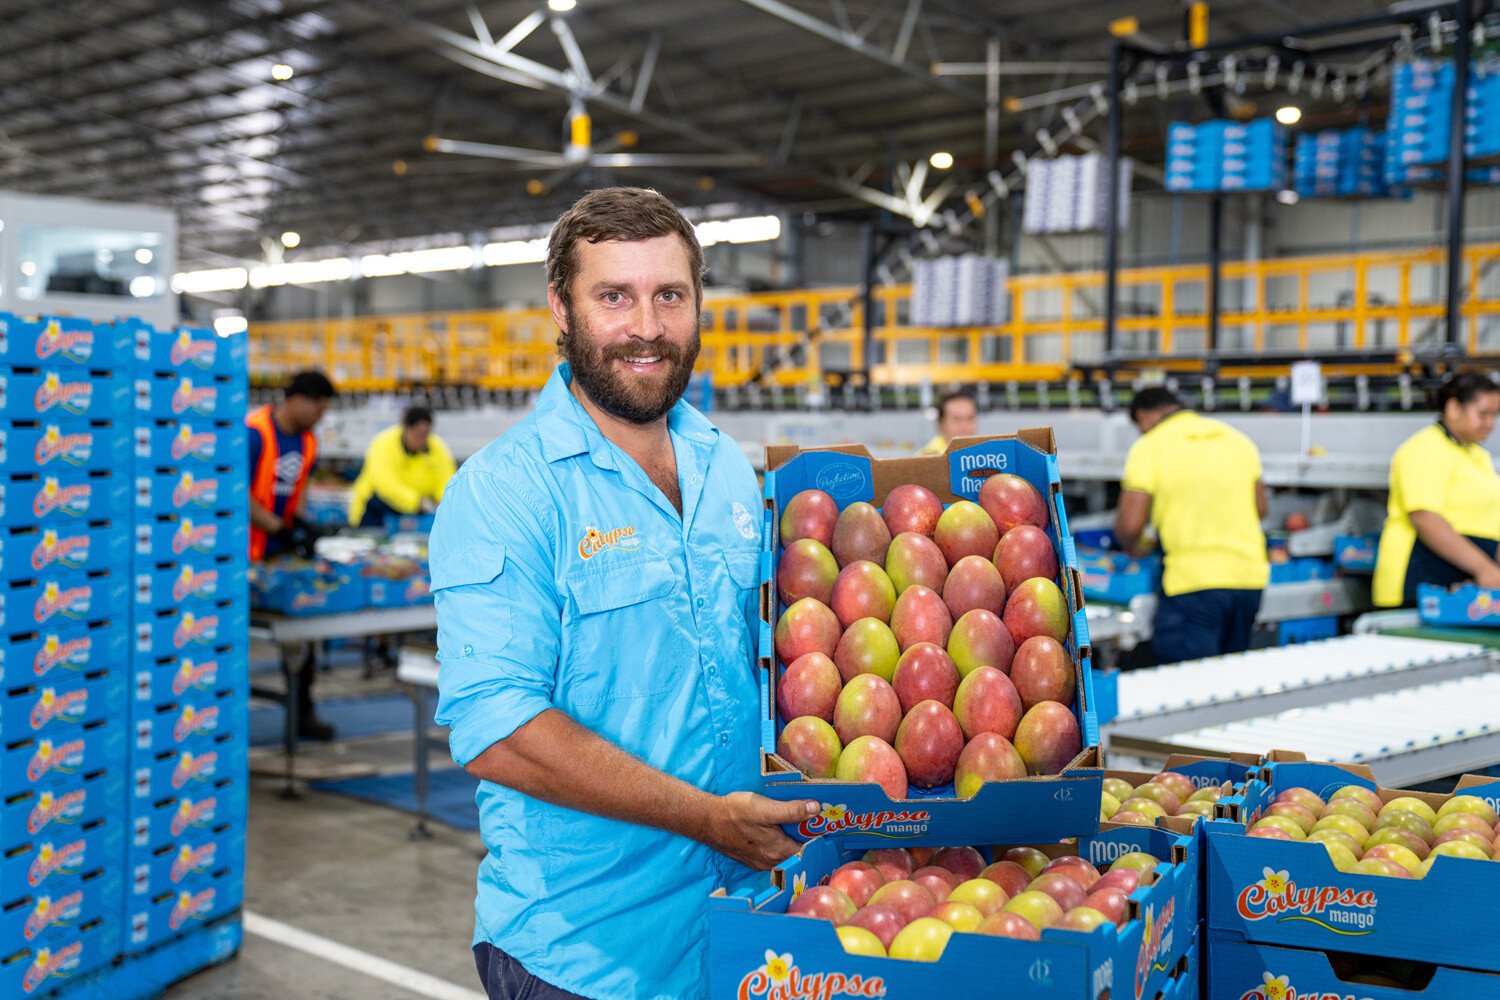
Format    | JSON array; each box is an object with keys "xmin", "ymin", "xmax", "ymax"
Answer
[
  {"xmin": 134, "ymin": 421, "xmax": 246, "ymax": 469},
  {"xmin": 126, "ymin": 864, "xmax": 242, "ymax": 953},
  {"xmin": 131, "ymin": 687, "xmax": 247, "ymax": 759},
  {"xmin": 131, "ymin": 736, "xmax": 246, "ymax": 806},
  {"xmin": 757, "ymin": 432, "xmax": 1102, "ymax": 846},
  {"xmin": 131, "ymin": 324, "xmax": 249, "ymax": 377},
  {"xmin": 128, "ymin": 826, "xmax": 244, "ymax": 899},
  {"xmin": 1, "ymin": 667, "xmax": 127, "ymax": 742},
  {"xmin": 129, "ymin": 777, "xmax": 246, "ymax": 852},
  {"xmin": 0, "ymin": 369, "xmax": 131, "ymax": 425},
  {"xmin": 251, "ymin": 561, "xmax": 365, "ymax": 616},
  {"xmin": 132, "ymin": 556, "xmax": 240, "ymax": 609},
  {"xmin": 1, "ymin": 622, "xmax": 129, "ymax": 688},
  {"xmin": 1, "ymin": 520, "xmax": 123, "ymax": 579},
  {"xmin": 0, "ymin": 421, "xmax": 125, "ymax": 474},
  {"xmin": 1332, "ymin": 533, "xmax": 1377, "ymax": 572},
  {"xmin": 364, "ymin": 573, "xmax": 433, "ymax": 608},
  {"xmin": 135, "ymin": 511, "xmax": 248, "ymax": 563},
  {"xmin": 1205, "ymin": 754, "xmax": 1500, "ymax": 971},
  {"xmin": 133, "ymin": 373, "xmax": 247, "ymax": 421},
  {"xmin": 134, "ymin": 601, "xmax": 249, "ymax": 660},
  {"xmin": 709, "ymin": 823, "xmax": 1196, "ymax": 1000},
  {"xmin": 0, "ymin": 571, "xmax": 129, "ymax": 633},
  {"xmin": 134, "ymin": 645, "xmax": 246, "ymax": 708},
  {"xmin": 1419, "ymin": 583, "xmax": 1500, "ymax": 626},
  {"xmin": 0, "ymin": 769, "xmax": 124, "ymax": 852},
  {"xmin": 134, "ymin": 467, "xmax": 239, "ymax": 515},
  {"xmin": 1078, "ymin": 549, "xmax": 1160, "ymax": 605},
  {"xmin": 0, "ymin": 869, "xmax": 121, "ymax": 953},
  {"xmin": 1206, "ymin": 934, "xmax": 1500, "ymax": 1000},
  {"xmin": 0, "ymin": 817, "xmax": 123, "ymax": 900},
  {"xmin": 0, "ymin": 908, "xmax": 121, "ymax": 997},
  {"xmin": 0, "ymin": 471, "xmax": 129, "ymax": 529},
  {"xmin": 0, "ymin": 315, "xmax": 129, "ymax": 370},
  {"xmin": 0, "ymin": 721, "xmax": 126, "ymax": 795}
]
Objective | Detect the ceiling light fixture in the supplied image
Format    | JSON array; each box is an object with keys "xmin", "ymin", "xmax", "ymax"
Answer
[
  {"xmin": 548, "ymin": 0, "xmax": 577, "ymax": 11},
  {"xmin": 272, "ymin": 63, "xmax": 295, "ymax": 81},
  {"xmin": 1276, "ymin": 188, "xmax": 1300, "ymax": 205},
  {"xmin": 280, "ymin": 231, "xmax": 301, "ymax": 248},
  {"xmin": 929, "ymin": 151, "xmax": 954, "ymax": 170},
  {"xmin": 1275, "ymin": 105, "xmax": 1302, "ymax": 125},
  {"xmin": 135, "ymin": 248, "xmax": 154, "ymax": 265}
]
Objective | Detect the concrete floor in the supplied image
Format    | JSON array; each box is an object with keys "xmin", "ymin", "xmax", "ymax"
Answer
[{"xmin": 160, "ymin": 668, "xmax": 489, "ymax": 999}]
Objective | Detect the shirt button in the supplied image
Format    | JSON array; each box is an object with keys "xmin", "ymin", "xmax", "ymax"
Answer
[
  {"xmin": 695, "ymin": 596, "xmax": 706, "ymax": 609},
  {"xmin": 461, "ymin": 644, "xmax": 473, "ymax": 656},
  {"xmin": 719, "ymin": 734, "xmax": 730, "ymax": 747}
]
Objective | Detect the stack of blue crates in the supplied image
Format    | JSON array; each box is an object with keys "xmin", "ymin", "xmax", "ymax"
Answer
[
  {"xmin": 1293, "ymin": 127, "xmax": 1389, "ymax": 198},
  {"xmin": 0, "ymin": 315, "xmax": 134, "ymax": 995},
  {"xmin": 1167, "ymin": 118, "xmax": 1288, "ymax": 193},
  {"xmin": 1387, "ymin": 55, "xmax": 1500, "ymax": 188},
  {"xmin": 126, "ymin": 323, "xmax": 249, "ymax": 960}
]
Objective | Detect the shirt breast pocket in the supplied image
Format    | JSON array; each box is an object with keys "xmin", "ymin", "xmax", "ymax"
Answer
[
  {"xmin": 724, "ymin": 546, "xmax": 764, "ymax": 632},
  {"xmin": 563, "ymin": 554, "xmax": 687, "ymax": 703}
]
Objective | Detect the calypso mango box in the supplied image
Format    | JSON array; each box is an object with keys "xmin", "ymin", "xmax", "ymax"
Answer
[
  {"xmin": 128, "ymin": 776, "xmax": 246, "ymax": 853},
  {"xmin": 131, "ymin": 686, "xmax": 246, "ymax": 759},
  {"xmin": 130, "ymin": 322, "xmax": 248, "ymax": 377},
  {"xmin": 134, "ymin": 421, "xmax": 247, "ymax": 469},
  {"xmin": 0, "ymin": 571, "xmax": 129, "ymax": 632},
  {"xmin": 758, "ymin": 432, "xmax": 1101, "ymax": 845},
  {"xmin": 126, "ymin": 865, "xmax": 242, "ymax": 953},
  {"xmin": 1417, "ymin": 582, "xmax": 1500, "ymax": 627},
  {"xmin": 0, "ymin": 422, "xmax": 126, "ymax": 474},
  {"xmin": 0, "ymin": 816, "xmax": 123, "ymax": 900},
  {"xmin": 1205, "ymin": 750, "xmax": 1500, "ymax": 972},
  {"xmin": 1207, "ymin": 933, "xmax": 1500, "ymax": 1000},
  {"xmin": 134, "ymin": 468, "xmax": 239, "ymax": 516},
  {"xmin": 0, "ymin": 907, "xmax": 120, "ymax": 997},
  {"xmin": 128, "ymin": 825, "xmax": 244, "ymax": 899},
  {"xmin": 133, "ymin": 373, "xmax": 247, "ymax": 421},
  {"xmin": 0, "ymin": 769, "xmax": 124, "ymax": 852},
  {"xmin": 133, "ymin": 645, "xmax": 247, "ymax": 709},
  {"xmin": 0, "ymin": 314, "xmax": 129, "ymax": 369},
  {"xmin": 131, "ymin": 736, "xmax": 246, "ymax": 806},
  {"xmin": 0, "ymin": 369, "xmax": 130, "ymax": 425},
  {"xmin": 0, "ymin": 471, "xmax": 129, "ymax": 529},
  {"xmin": 1, "ymin": 722, "xmax": 125, "ymax": 797},
  {"xmin": 135, "ymin": 512, "xmax": 248, "ymax": 563},
  {"xmin": 0, "ymin": 521, "xmax": 123, "ymax": 579},
  {"xmin": 0, "ymin": 869, "xmax": 121, "ymax": 954},
  {"xmin": 0, "ymin": 666, "xmax": 127, "ymax": 743},
  {"xmin": 709, "ymin": 822, "xmax": 1196, "ymax": 1000},
  {"xmin": 0, "ymin": 622, "xmax": 130, "ymax": 688},
  {"xmin": 134, "ymin": 601, "xmax": 249, "ymax": 660},
  {"xmin": 132, "ymin": 556, "xmax": 240, "ymax": 610}
]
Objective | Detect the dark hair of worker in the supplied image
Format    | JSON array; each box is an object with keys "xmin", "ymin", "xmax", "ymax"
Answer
[
  {"xmin": 936, "ymin": 391, "xmax": 975, "ymax": 421},
  {"xmin": 403, "ymin": 405, "xmax": 434, "ymax": 428},
  {"xmin": 1128, "ymin": 386, "xmax": 1182, "ymax": 423},
  {"xmin": 1434, "ymin": 371, "xmax": 1500, "ymax": 410},
  {"xmin": 285, "ymin": 370, "xmax": 336, "ymax": 400}
]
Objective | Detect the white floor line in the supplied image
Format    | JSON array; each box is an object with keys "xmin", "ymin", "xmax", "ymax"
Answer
[{"xmin": 243, "ymin": 910, "xmax": 486, "ymax": 1000}]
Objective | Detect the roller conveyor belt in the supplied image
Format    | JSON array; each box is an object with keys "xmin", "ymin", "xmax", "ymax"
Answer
[{"xmin": 1109, "ymin": 672, "xmax": 1500, "ymax": 786}]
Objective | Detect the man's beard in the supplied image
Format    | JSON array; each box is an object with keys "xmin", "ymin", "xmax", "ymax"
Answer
[{"xmin": 561, "ymin": 316, "xmax": 701, "ymax": 425}]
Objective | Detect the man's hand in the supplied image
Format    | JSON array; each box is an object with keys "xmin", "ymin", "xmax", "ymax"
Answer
[
  {"xmin": 701, "ymin": 792, "xmax": 818, "ymax": 870},
  {"xmin": 1475, "ymin": 564, "xmax": 1500, "ymax": 591}
]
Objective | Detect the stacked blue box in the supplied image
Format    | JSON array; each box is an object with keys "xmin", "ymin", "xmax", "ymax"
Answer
[
  {"xmin": 1167, "ymin": 119, "xmax": 1287, "ymax": 193},
  {"xmin": 0, "ymin": 314, "xmax": 133, "ymax": 995},
  {"xmin": 1386, "ymin": 56, "xmax": 1500, "ymax": 188},
  {"xmin": 126, "ymin": 321, "xmax": 250, "ymax": 961},
  {"xmin": 1293, "ymin": 128, "xmax": 1389, "ymax": 198}
]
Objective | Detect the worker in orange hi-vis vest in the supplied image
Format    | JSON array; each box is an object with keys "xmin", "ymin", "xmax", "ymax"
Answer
[{"xmin": 246, "ymin": 370, "xmax": 338, "ymax": 740}]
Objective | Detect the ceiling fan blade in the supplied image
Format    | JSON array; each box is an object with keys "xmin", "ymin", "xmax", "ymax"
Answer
[
  {"xmin": 590, "ymin": 153, "xmax": 766, "ymax": 168},
  {"xmin": 425, "ymin": 136, "xmax": 569, "ymax": 168}
]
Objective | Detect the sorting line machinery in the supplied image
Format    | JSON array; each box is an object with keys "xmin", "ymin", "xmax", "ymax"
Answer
[{"xmin": 1102, "ymin": 634, "xmax": 1500, "ymax": 785}]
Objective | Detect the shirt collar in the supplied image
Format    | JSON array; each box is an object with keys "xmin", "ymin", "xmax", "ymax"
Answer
[
  {"xmin": 535, "ymin": 363, "xmax": 717, "ymax": 465},
  {"xmin": 1435, "ymin": 418, "xmax": 1470, "ymax": 449}
]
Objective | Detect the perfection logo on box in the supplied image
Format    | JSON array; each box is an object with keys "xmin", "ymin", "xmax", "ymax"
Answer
[
  {"xmin": 738, "ymin": 951, "xmax": 886, "ymax": 1000},
  {"xmin": 1236, "ymin": 867, "xmax": 1377, "ymax": 934},
  {"xmin": 812, "ymin": 462, "xmax": 866, "ymax": 503},
  {"xmin": 797, "ymin": 803, "xmax": 931, "ymax": 839}
]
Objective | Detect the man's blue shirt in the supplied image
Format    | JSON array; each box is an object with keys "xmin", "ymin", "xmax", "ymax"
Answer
[{"xmin": 430, "ymin": 364, "xmax": 765, "ymax": 1000}]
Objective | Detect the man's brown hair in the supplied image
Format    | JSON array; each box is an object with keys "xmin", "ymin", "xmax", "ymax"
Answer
[{"xmin": 545, "ymin": 187, "xmax": 705, "ymax": 310}]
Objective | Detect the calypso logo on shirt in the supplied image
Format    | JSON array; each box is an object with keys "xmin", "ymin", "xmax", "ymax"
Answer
[
  {"xmin": 797, "ymin": 803, "xmax": 931, "ymax": 839},
  {"xmin": 1236, "ymin": 868, "xmax": 1377, "ymax": 934},
  {"xmin": 1238, "ymin": 971, "xmax": 1373, "ymax": 1000},
  {"xmin": 1133, "ymin": 899, "xmax": 1175, "ymax": 999},
  {"xmin": 739, "ymin": 950, "xmax": 886, "ymax": 1000},
  {"xmin": 578, "ymin": 524, "xmax": 641, "ymax": 559},
  {"xmin": 32, "ymin": 373, "xmax": 93, "ymax": 415}
]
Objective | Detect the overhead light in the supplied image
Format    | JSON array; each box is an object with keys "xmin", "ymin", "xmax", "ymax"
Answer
[
  {"xmin": 129, "ymin": 276, "xmax": 158, "ymax": 298},
  {"xmin": 695, "ymin": 215, "xmax": 782, "ymax": 247},
  {"xmin": 359, "ymin": 246, "xmax": 475, "ymax": 277},
  {"xmin": 1276, "ymin": 188, "xmax": 1300, "ymax": 205},
  {"xmin": 481, "ymin": 238, "xmax": 549, "ymax": 267},
  {"xmin": 280, "ymin": 231, "xmax": 301, "ymax": 248},
  {"xmin": 929, "ymin": 151, "xmax": 955, "ymax": 170},
  {"xmin": 213, "ymin": 314, "xmax": 248, "ymax": 336},
  {"xmin": 1275, "ymin": 105, "xmax": 1302, "ymax": 125},
  {"xmin": 271, "ymin": 63, "xmax": 295, "ymax": 81},
  {"xmin": 135, "ymin": 248, "xmax": 154, "ymax": 265},
  {"xmin": 548, "ymin": 0, "xmax": 576, "ymax": 11},
  {"xmin": 19, "ymin": 261, "xmax": 36, "ymax": 277},
  {"xmin": 172, "ymin": 267, "xmax": 249, "ymax": 294},
  {"xmin": 249, "ymin": 258, "xmax": 354, "ymax": 288}
]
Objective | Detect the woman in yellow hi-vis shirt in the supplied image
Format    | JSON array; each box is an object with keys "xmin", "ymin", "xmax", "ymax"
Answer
[{"xmin": 1374, "ymin": 372, "xmax": 1500, "ymax": 607}]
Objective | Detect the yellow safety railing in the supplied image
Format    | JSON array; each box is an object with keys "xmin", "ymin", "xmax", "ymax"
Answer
[{"xmin": 249, "ymin": 242, "xmax": 1500, "ymax": 391}]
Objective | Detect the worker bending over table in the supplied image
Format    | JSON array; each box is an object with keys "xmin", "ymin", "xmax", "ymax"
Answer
[{"xmin": 348, "ymin": 405, "xmax": 457, "ymax": 528}]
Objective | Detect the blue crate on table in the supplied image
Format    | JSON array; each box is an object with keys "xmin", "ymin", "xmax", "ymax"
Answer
[
  {"xmin": 250, "ymin": 560, "xmax": 366, "ymax": 616},
  {"xmin": 1418, "ymin": 583, "xmax": 1500, "ymax": 627}
]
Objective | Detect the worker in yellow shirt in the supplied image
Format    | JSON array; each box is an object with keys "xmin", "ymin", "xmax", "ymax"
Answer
[
  {"xmin": 1373, "ymin": 372, "xmax": 1500, "ymax": 607},
  {"xmin": 348, "ymin": 406, "xmax": 458, "ymax": 527},
  {"xmin": 919, "ymin": 391, "xmax": 978, "ymax": 455},
  {"xmin": 1114, "ymin": 387, "xmax": 1270, "ymax": 663}
]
